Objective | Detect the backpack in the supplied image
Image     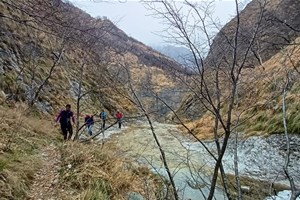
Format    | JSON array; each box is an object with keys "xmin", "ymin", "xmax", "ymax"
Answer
[{"xmin": 100, "ymin": 111, "xmax": 106, "ymax": 119}]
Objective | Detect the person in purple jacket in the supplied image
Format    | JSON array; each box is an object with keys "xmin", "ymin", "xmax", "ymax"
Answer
[{"xmin": 56, "ymin": 104, "xmax": 75, "ymax": 140}]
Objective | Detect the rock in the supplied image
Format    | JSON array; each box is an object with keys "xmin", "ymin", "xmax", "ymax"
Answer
[
  {"xmin": 0, "ymin": 90, "xmax": 6, "ymax": 101},
  {"xmin": 241, "ymin": 185, "xmax": 250, "ymax": 193},
  {"xmin": 35, "ymin": 100, "xmax": 53, "ymax": 113},
  {"xmin": 51, "ymin": 179, "xmax": 58, "ymax": 185},
  {"xmin": 218, "ymin": 133, "xmax": 300, "ymax": 184},
  {"xmin": 128, "ymin": 192, "xmax": 144, "ymax": 200},
  {"xmin": 0, "ymin": 63, "xmax": 4, "ymax": 75}
]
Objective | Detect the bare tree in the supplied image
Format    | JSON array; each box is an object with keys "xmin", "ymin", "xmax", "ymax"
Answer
[
  {"xmin": 281, "ymin": 51, "xmax": 300, "ymax": 200},
  {"xmin": 29, "ymin": 43, "xmax": 64, "ymax": 107},
  {"xmin": 142, "ymin": 0, "xmax": 268, "ymax": 199},
  {"xmin": 97, "ymin": 52, "xmax": 180, "ymax": 199}
]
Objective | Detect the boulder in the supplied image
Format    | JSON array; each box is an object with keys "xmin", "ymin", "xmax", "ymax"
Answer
[{"xmin": 128, "ymin": 192, "xmax": 144, "ymax": 200}]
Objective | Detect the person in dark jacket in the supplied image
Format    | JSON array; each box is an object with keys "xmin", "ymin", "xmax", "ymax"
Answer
[
  {"xmin": 56, "ymin": 104, "xmax": 75, "ymax": 140},
  {"xmin": 84, "ymin": 114, "xmax": 94, "ymax": 136}
]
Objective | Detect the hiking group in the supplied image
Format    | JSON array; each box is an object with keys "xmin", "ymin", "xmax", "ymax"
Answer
[{"xmin": 56, "ymin": 104, "xmax": 124, "ymax": 140}]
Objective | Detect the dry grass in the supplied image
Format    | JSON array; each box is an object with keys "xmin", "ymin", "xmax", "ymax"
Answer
[
  {"xmin": 0, "ymin": 104, "xmax": 60, "ymax": 199},
  {"xmin": 58, "ymin": 142, "xmax": 162, "ymax": 200},
  {"xmin": 180, "ymin": 37, "xmax": 300, "ymax": 139},
  {"xmin": 0, "ymin": 104, "xmax": 164, "ymax": 199},
  {"xmin": 180, "ymin": 114, "xmax": 216, "ymax": 140},
  {"xmin": 130, "ymin": 66, "xmax": 175, "ymax": 93},
  {"xmin": 225, "ymin": 174, "xmax": 289, "ymax": 200}
]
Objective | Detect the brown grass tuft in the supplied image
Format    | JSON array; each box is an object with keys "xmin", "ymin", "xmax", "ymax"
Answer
[
  {"xmin": 0, "ymin": 104, "xmax": 60, "ymax": 199},
  {"xmin": 59, "ymin": 142, "xmax": 162, "ymax": 200}
]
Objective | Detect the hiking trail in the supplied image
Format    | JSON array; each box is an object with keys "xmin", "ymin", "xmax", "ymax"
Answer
[{"xmin": 27, "ymin": 144, "xmax": 61, "ymax": 200}]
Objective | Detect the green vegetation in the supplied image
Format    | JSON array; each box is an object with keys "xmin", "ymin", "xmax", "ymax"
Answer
[
  {"xmin": 81, "ymin": 179, "xmax": 111, "ymax": 200},
  {"xmin": 242, "ymin": 101, "xmax": 300, "ymax": 135}
]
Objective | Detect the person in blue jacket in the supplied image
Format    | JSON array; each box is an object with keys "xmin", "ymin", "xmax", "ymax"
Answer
[{"xmin": 100, "ymin": 110, "xmax": 107, "ymax": 129}]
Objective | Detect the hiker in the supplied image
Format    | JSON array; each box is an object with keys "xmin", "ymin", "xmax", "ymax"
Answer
[
  {"xmin": 115, "ymin": 110, "xmax": 123, "ymax": 129},
  {"xmin": 84, "ymin": 114, "xmax": 94, "ymax": 136},
  {"xmin": 100, "ymin": 110, "xmax": 107, "ymax": 129},
  {"xmin": 56, "ymin": 104, "xmax": 75, "ymax": 140}
]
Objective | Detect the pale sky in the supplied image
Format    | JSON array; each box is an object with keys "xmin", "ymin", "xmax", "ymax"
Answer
[{"xmin": 68, "ymin": 0, "xmax": 247, "ymax": 46}]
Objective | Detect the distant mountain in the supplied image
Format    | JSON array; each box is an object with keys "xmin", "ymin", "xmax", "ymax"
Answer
[{"xmin": 152, "ymin": 45, "xmax": 193, "ymax": 66}]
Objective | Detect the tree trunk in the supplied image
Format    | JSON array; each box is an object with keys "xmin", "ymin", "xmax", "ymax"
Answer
[{"xmin": 73, "ymin": 63, "xmax": 84, "ymax": 141}]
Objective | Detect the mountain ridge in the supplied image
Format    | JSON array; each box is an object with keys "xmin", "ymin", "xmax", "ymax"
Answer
[{"xmin": 205, "ymin": 0, "xmax": 300, "ymax": 67}]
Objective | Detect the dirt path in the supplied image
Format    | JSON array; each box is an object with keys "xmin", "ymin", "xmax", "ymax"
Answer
[{"xmin": 27, "ymin": 144, "xmax": 61, "ymax": 200}]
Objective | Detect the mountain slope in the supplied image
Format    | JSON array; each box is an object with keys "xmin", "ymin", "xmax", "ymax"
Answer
[
  {"xmin": 0, "ymin": 1, "xmax": 179, "ymax": 199},
  {"xmin": 176, "ymin": 0, "xmax": 300, "ymax": 138},
  {"xmin": 0, "ymin": 0, "xmax": 183, "ymax": 116},
  {"xmin": 205, "ymin": 0, "xmax": 300, "ymax": 67},
  {"xmin": 152, "ymin": 45, "xmax": 193, "ymax": 65}
]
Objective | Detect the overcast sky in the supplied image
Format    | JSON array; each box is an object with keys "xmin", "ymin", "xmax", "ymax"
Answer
[{"xmin": 69, "ymin": 0, "xmax": 245, "ymax": 46}]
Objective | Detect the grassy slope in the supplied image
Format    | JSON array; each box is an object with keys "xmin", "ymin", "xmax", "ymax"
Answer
[
  {"xmin": 0, "ymin": 0, "xmax": 138, "ymax": 116},
  {"xmin": 0, "ymin": 104, "xmax": 60, "ymax": 199},
  {"xmin": 182, "ymin": 37, "xmax": 300, "ymax": 139},
  {"xmin": 0, "ymin": 103, "xmax": 162, "ymax": 199},
  {"xmin": 0, "ymin": 0, "xmax": 183, "ymax": 119},
  {"xmin": 238, "ymin": 37, "xmax": 300, "ymax": 136}
]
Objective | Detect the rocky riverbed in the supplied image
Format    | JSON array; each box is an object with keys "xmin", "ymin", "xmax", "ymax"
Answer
[
  {"xmin": 225, "ymin": 134, "xmax": 300, "ymax": 185},
  {"xmin": 93, "ymin": 121, "xmax": 300, "ymax": 199}
]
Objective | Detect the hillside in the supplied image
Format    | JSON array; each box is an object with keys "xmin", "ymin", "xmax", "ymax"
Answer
[
  {"xmin": 0, "ymin": 0, "xmax": 183, "ymax": 117},
  {"xmin": 205, "ymin": 0, "xmax": 300, "ymax": 67},
  {"xmin": 152, "ymin": 45, "xmax": 193, "ymax": 66},
  {"xmin": 175, "ymin": 0, "xmax": 300, "ymax": 138},
  {"xmin": 182, "ymin": 36, "xmax": 300, "ymax": 139},
  {"xmin": 0, "ymin": 1, "xmax": 184, "ymax": 199}
]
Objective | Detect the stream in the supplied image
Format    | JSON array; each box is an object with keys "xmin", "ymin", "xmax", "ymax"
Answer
[{"xmin": 93, "ymin": 121, "xmax": 300, "ymax": 200}]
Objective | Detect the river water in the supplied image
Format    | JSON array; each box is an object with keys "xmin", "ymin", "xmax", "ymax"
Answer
[
  {"xmin": 94, "ymin": 121, "xmax": 300, "ymax": 200},
  {"xmin": 105, "ymin": 121, "xmax": 227, "ymax": 200}
]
